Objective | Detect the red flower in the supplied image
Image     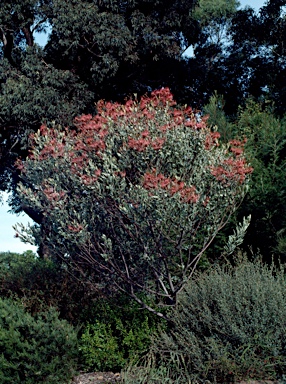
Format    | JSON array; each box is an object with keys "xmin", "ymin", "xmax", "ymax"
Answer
[
  {"xmin": 68, "ymin": 224, "xmax": 83, "ymax": 233},
  {"xmin": 230, "ymin": 147, "xmax": 243, "ymax": 156},
  {"xmin": 151, "ymin": 138, "xmax": 165, "ymax": 150},
  {"xmin": 128, "ymin": 138, "xmax": 151, "ymax": 152},
  {"xmin": 141, "ymin": 130, "xmax": 150, "ymax": 138},
  {"xmin": 142, "ymin": 170, "xmax": 199, "ymax": 204},
  {"xmin": 211, "ymin": 158, "xmax": 253, "ymax": 184}
]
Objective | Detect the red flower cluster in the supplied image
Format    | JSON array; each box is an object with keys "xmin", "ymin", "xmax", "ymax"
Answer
[
  {"xmin": 148, "ymin": 87, "xmax": 176, "ymax": 108},
  {"xmin": 69, "ymin": 152, "xmax": 89, "ymax": 174},
  {"xmin": 74, "ymin": 114, "xmax": 108, "ymax": 133},
  {"xmin": 19, "ymin": 88, "xmax": 252, "ymax": 200},
  {"xmin": 38, "ymin": 140, "xmax": 65, "ymax": 160},
  {"xmin": 128, "ymin": 135, "xmax": 165, "ymax": 152},
  {"xmin": 229, "ymin": 138, "xmax": 247, "ymax": 157},
  {"xmin": 14, "ymin": 158, "xmax": 25, "ymax": 172},
  {"xmin": 67, "ymin": 224, "xmax": 83, "ymax": 233},
  {"xmin": 210, "ymin": 137, "xmax": 252, "ymax": 184},
  {"xmin": 211, "ymin": 158, "xmax": 253, "ymax": 184},
  {"xmin": 80, "ymin": 169, "xmax": 101, "ymax": 185},
  {"xmin": 205, "ymin": 131, "xmax": 221, "ymax": 150},
  {"xmin": 43, "ymin": 187, "xmax": 65, "ymax": 202},
  {"xmin": 143, "ymin": 169, "xmax": 199, "ymax": 203},
  {"xmin": 70, "ymin": 88, "xmax": 211, "ymax": 157}
]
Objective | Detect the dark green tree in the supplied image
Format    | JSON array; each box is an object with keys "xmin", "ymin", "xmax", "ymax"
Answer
[
  {"xmin": 236, "ymin": 100, "xmax": 286, "ymax": 260},
  {"xmin": 0, "ymin": 1, "xmax": 93, "ymax": 194},
  {"xmin": 203, "ymin": 94, "xmax": 286, "ymax": 261},
  {"xmin": 184, "ymin": 0, "xmax": 240, "ymax": 111},
  {"xmin": 187, "ymin": 0, "xmax": 286, "ymax": 115}
]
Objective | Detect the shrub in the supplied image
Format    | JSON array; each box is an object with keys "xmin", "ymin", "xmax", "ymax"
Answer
[
  {"xmin": 236, "ymin": 101, "xmax": 286, "ymax": 260},
  {"xmin": 79, "ymin": 321, "xmax": 125, "ymax": 371},
  {"xmin": 78, "ymin": 296, "xmax": 165, "ymax": 372},
  {"xmin": 0, "ymin": 298, "xmax": 78, "ymax": 384},
  {"xmin": 0, "ymin": 251, "xmax": 100, "ymax": 324},
  {"xmin": 15, "ymin": 88, "xmax": 252, "ymax": 317},
  {"xmin": 135, "ymin": 257, "xmax": 286, "ymax": 383}
]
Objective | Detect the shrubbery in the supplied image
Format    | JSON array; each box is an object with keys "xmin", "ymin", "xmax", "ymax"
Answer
[
  {"xmin": 204, "ymin": 95, "xmax": 286, "ymax": 261},
  {"xmin": 5, "ymin": 90, "xmax": 286, "ymax": 382},
  {"xmin": 78, "ymin": 296, "xmax": 164, "ymax": 372},
  {"xmin": 0, "ymin": 251, "xmax": 99, "ymax": 324},
  {"xmin": 125, "ymin": 257, "xmax": 286, "ymax": 383},
  {"xmin": 0, "ymin": 251, "xmax": 164, "ymax": 374},
  {"xmin": 0, "ymin": 298, "xmax": 78, "ymax": 384}
]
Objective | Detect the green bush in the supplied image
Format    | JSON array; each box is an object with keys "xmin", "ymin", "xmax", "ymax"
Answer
[
  {"xmin": 135, "ymin": 257, "xmax": 286, "ymax": 383},
  {"xmin": 79, "ymin": 321, "xmax": 125, "ymax": 371},
  {"xmin": 78, "ymin": 296, "xmax": 164, "ymax": 372},
  {"xmin": 0, "ymin": 251, "xmax": 100, "ymax": 324},
  {"xmin": 204, "ymin": 95, "xmax": 286, "ymax": 261},
  {"xmin": 0, "ymin": 298, "xmax": 78, "ymax": 384}
]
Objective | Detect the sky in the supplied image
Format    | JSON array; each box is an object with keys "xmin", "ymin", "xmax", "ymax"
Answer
[
  {"xmin": 239, "ymin": 0, "xmax": 265, "ymax": 9},
  {"xmin": 0, "ymin": 192, "xmax": 37, "ymax": 253},
  {"xmin": 0, "ymin": 0, "xmax": 267, "ymax": 254}
]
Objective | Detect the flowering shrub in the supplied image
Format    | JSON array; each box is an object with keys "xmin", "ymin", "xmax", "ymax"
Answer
[{"xmin": 16, "ymin": 88, "xmax": 252, "ymax": 317}]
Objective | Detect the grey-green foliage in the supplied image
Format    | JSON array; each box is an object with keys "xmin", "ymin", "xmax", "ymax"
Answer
[
  {"xmin": 132, "ymin": 257, "xmax": 286, "ymax": 383},
  {"xmin": 0, "ymin": 298, "xmax": 78, "ymax": 384},
  {"xmin": 16, "ymin": 91, "xmax": 251, "ymax": 316},
  {"xmin": 223, "ymin": 214, "xmax": 251, "ymax": 256}
]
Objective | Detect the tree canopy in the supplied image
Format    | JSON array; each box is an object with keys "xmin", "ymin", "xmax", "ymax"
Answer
[{"xmin": 188, "ymin": 0, "xmax": 286, "ymax": 115}]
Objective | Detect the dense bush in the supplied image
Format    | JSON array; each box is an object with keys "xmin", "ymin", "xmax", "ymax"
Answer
[
  {"xmin": 78, "ymin": 296, "xmax": 165, "ymax": 372},
  {"xmin": 0, "ymin": 251, "xmax": 164, "ymax": 374},
  {"xmin": 130, "ymin": 257, "xmax": 286, "ymax": 383},
  {"xmin": 0, "ymin": 251, "xmax": 100, "ymax": 324},
  {"xmin": 0, "ymin": 298, "xmax": 78, "ymax": 384},
  {"xmin": 204, "ymin": 95, "xmax": 286, "ymax": 261},
  {"xmin": 236, "ymin": 101, "xmax": 286, "ymax": 260}
]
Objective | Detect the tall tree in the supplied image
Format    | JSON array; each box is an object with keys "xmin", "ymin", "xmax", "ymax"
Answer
[
  {"xmin": 0, "ymin": 0, "xmax": 93, "ymax": 193},
  {"xmin": 186, "ymin": 0, "xmax": 286, "ymax": 115}
]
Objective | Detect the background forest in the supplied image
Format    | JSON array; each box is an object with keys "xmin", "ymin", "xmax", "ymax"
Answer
[{"xmin": 1, "ymin": 0, "xmax": 286, "ymax": 383}]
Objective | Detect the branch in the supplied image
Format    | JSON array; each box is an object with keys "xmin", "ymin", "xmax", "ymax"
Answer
[
  {"xmin": 31, "ymin": 19, "xmax": 48, "ymax": 34},
  {"xmin": 22, "ymin": 26, "xmax": 34, "ymax": 47},
  {"xmin": 0, "ymin": 27, "xmax": 16, "ymax": 66},
  {"xmin": 113, "ymin": 280, "xmax": 172, "ymax": 322}
]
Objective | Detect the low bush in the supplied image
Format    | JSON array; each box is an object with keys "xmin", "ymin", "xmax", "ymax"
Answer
[
  {"xmin": 0, "ymin": 251, "xmax": 99, "ymax": 324},
  {"xmin": 78, "ymin": 296, "xmax": 165, "ymax": 372},
  {"xmin": 129, "ymin": 257, "xmax": 286, "ymax": 383},
  {"xmin": 0, "ymin": 298, "xmax": 78, "ymax": 384}
]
